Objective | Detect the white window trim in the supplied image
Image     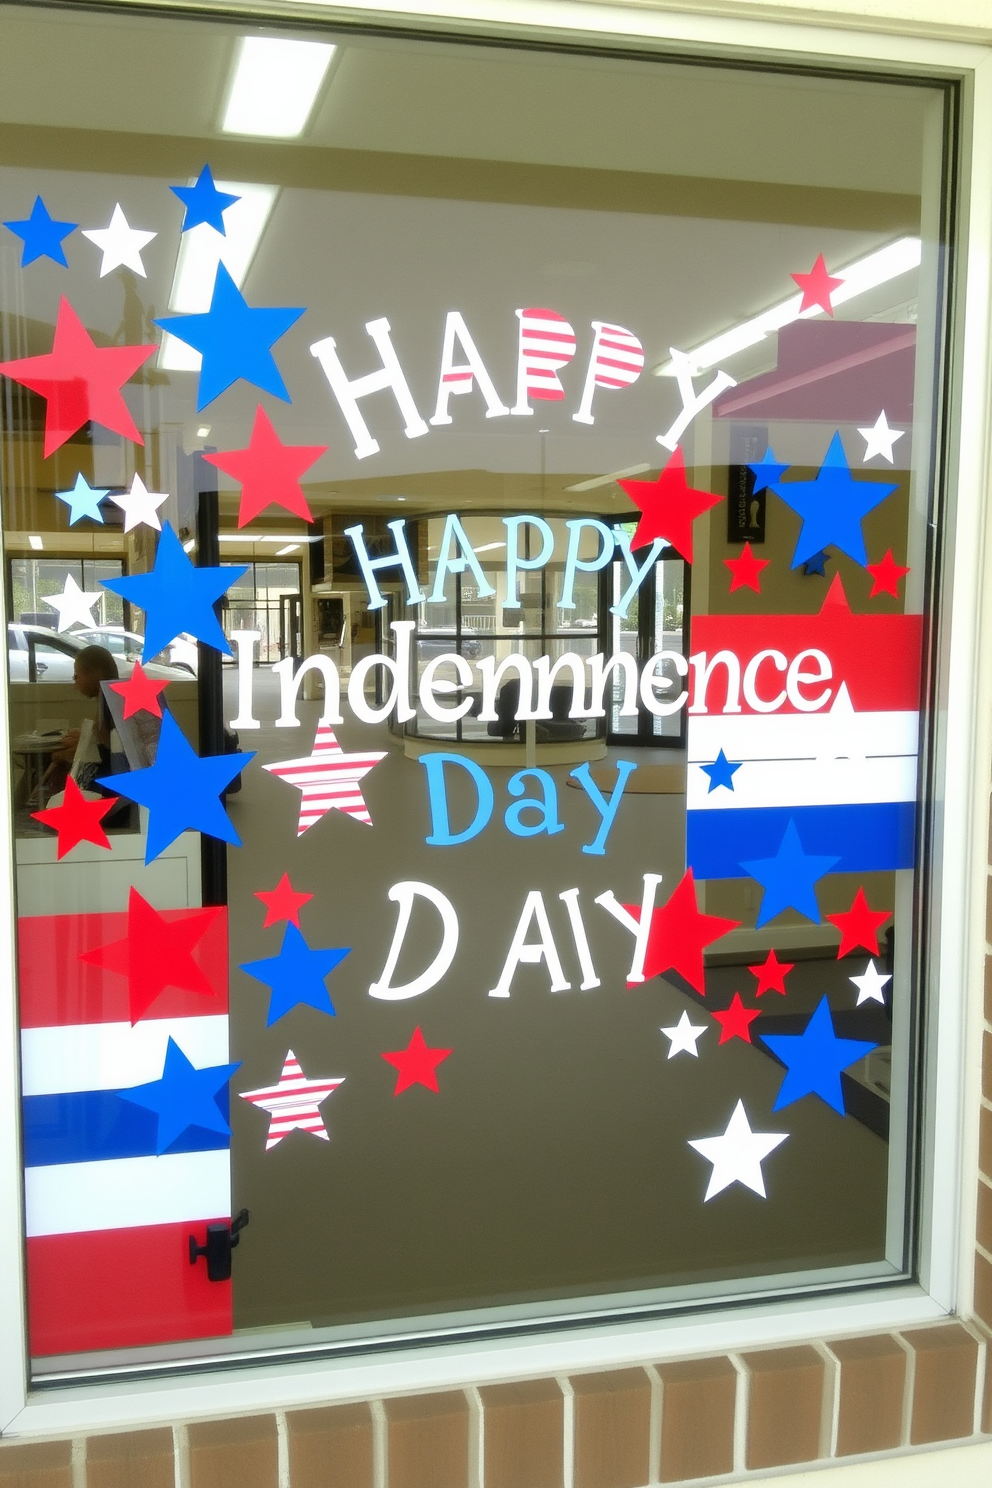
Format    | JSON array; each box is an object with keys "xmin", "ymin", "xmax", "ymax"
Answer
[{"xmin": 2, "ymin": 0, "xmax": 991, "ymax": 1440}]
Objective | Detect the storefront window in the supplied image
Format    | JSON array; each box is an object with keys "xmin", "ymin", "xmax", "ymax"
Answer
[{"xmin": 0, "ymin": 4, "xmax": 950, "ymax": 1377}]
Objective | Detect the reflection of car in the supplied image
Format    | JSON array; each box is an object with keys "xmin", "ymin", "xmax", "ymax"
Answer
[
  {"xmin": 73, "ymin": 626, "xmax": 197, "ymax": 675},
  {"xmin": 8, "ymin": 624, "xmax": 191, "ymax": 683}
]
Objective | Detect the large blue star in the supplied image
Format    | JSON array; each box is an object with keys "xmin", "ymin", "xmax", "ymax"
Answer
[
  {"xmin": 760, "ymin": 996, "xmax": 878, "ymax": 1115},
  {"xmin": 118, "ymin": 1037, "xmax": 241, "ymax": 1153},
  {"xmin": 241, "ymin": 923, "xmax": 350, "ymax": 1026},
  {"xmin": 3, "ymin": 195, "xmax": 77, "ymax": 267},
  {"xmin": 170, "ymin": 165, "xmax": 240, "ymax": 234},
  {"xmin": 747, "ymin": 445, "xmax": 789, "ymax": 494},
  {"xmin": 103, "ymin": 522, "xmax": 246, "ymax": 658},
  {"xmin": 773, "ymin": 431, "xmax": 897, "ymax": 569},
  {"xmin": 99, "ymin": 711, "xmax": 255, "ymax": 863},
  {"xmin": 154, "ymin": 263, "xmax": 305, "ymax": 410},
  {"xmin": 56, "ymin": 473, "xmax": 108, "ymax": 525},
  {"xmin": 740, "ymin": 818, "xmax": 839, "ymax": 927},
  {"xmin": 700, "ymin": 749, "xmax": 741, "ymax": 793}
]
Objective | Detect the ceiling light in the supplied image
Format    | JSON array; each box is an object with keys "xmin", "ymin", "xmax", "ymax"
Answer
[
  {"xmin": 474, "ymin": 542, "xmax": 506, "ymax": 553},
  {"xmin": 654, "ymin": 236, "xmax": 923, "ymax": 377},
  {"xmin": 28, "ymin": 535, "xmax": 43, "ymax": 551},
  {"xmin": 196, "ymin": 425, "xmax": 212, "ymax": 439},
  {"xmin": 222, "ymin": 36, "xmax": 336, "ymax": 139},
  {"xmin": 566, "ymin": 464, "xmax": 652, "ymax": 493},
  {"xmin": 275, "ymin": 544, "xmax": 301, "ymax": 556},
  {"xmin": 182, "ymin": 539, "xmax": 196, "ymax": 553}
]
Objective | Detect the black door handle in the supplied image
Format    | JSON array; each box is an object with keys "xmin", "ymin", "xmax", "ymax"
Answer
[{"xmin": 189, "ymin": 1208, "xmax": 249, "ymax": 1282}]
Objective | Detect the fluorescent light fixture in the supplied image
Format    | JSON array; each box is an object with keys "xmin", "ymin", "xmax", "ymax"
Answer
[
  {"xmin": 196, "ymin": 426, "xmax": 212, "ymax": 439},
  {"xmin": 655, "ymin": 236, "xmax": 923, "ymax": 377},
  {"xmin": 222, "ymin": 36, "xmax": 336, "ymax": 139},
  {"xmin": 182, "ymin": 539, "xmax": 196, "ymax": 554},
  {"xmin": 159, "ymin": 181, "xmax": 278, "ymax": 372},
  {"xmin": 566, "ymin": 464, "xmax": 652, "ymax": 493},
  {"xmin": 474, "ymin": 542, "xmax": 506, "ymax": 553},
  {"xmin": 219, "ymin": 534, "xmax": 320, "ymax": 544},
  {"xmin": 28, "ymin": 535, "xmax": 43, "ymax": 551},
  {"xmin": 275, "ymin": 544, "xmax": 301, "ymax": 556}
]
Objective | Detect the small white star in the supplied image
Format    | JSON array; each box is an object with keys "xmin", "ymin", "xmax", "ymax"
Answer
[
  {"xmin": 858, "ymin": 411, "xmax": 904, "ymax": 464},
  {"xmin": 110, "ymin": 474, "xmax": 169, "ymax": 533},
  {"xmin": 82, "ymin": 204, "xmax": 157, "ymax": 278},
  {"xmin": 849, "ymin": 958, "xmax": 891, "ymax": 1006},
  {"xmin": 660, "ymin": 1010, "xmax": 707, "ymax": 1058},
  {"xmin": 42, "ymin": 574, "xmax": 102, "ymax": 632},
  {"xmin": 688, "ymin": 1099, "xmax": 788, "ymax": 1201}
]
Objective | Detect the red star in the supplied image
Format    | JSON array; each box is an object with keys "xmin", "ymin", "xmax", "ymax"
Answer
[
  {"xmin": 626, "ymin": 868, "xmax": 740, "ymax": 995},
  {"xmin": 791, "ymin": 253, "xmax": 844, "ymax": 316},
  {"xmin": 79, "ymin": 886, "xmax": 216, "ymax": 1023},
  {"xmin": 108, "ymin": 661, "xmax": 169, "ymax": 720},
  {"xmin": 724, "ymin": 541, "xmax": 770, "ymax": 594},
  {"xmin": 711, "ymin": 992, "xmax": 761, "ymax": 1044},
  {"xmin": 748, "ymin": 948, "xmax": 794, "ymax": 997},
  {"xmin": 381, "ymin": 1026, "xmax": 453, "ymax": 1095},
  {"xmin": 32, "ymin": 777, "xmax": 118, "ymax": 859},
  {"xmin": 866, "ymin": 549, "xmax": 911, "ymax": 599},
  {"xmin": 825, "ymin": 887, "xmax": 892, "ymax": 958},
  {"xmin": 254, "ymin": 872, "xmax": 313, "ymax": 929},
  {"xmin": 0, "ymin": 298, "xmax": 156, "ymax": 458},
  {"xmin": 618, "ymin": 447, "xmax": 723, "ymax": 562},
  {"xmin": 203, "ymin": 405, "xmax": 328, "ymax": 527}
]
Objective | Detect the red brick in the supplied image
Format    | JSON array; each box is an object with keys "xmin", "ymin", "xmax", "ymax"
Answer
[
  {"xmin": 479, "ymin": 1380, "xmax": 563, "ymax": 1488},
  {"xmin": 830, "ymin": 1335, "xmax": 906, "ymax": 1455},
  {"xmin": 975, "ymin": 1250, "xmax": 992, "ymax": 1332},
  {"xmin": 743, "ymin": 1345, "xmax": 825, "ymax": 1469},
  {"xmin": 656, "ymin": 1357, "xmax": 736, "ymax": 1482},
  {"xmin": 571, "ymin": 1371, "xmax": 651, "ymax": 1488},
  {"xmin": 384, "ymin": 1393, "xmax": 469, "ymax": 1488},
  {"xmin": 87, "ymin": 1430, "xmax": 173, "ymax": 1488},
  {"xmin": 0, "ymin": 1442, "xmax": 71, "ymax": 1488},
  {"xmin": 287, "ymin": 1404, "xmax": 374, "ymax": 1488},
  {"xmin": 188, "ymin": 1415, "xmax": 279, "ymax": 1488},
  {"xmin": 903, "ymin": 1324, "xmax": 978, "ymax": 1444},
  {"xmin": 981, "ymin": 1105, "xmax": 992, "ymax": 1182}
]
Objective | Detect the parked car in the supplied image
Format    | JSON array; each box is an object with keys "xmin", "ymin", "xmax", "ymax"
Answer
[
  {"xmin": 8, "ymin": 624, "xmax": 191, "ymax": 683},
  {"xmin": 72, "ymin": 626, "xmax": 197, "ymax": 676}
]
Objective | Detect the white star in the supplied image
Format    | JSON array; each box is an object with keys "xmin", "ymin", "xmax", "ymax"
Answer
[
  {"xmin": 82, "ymin": 204, "xmax": 157, "ymax": 278},
  {"xmin": 239, "ymin": 1050, "xmax": 345, "ymax": 1150},
  {"xmin": 858, "ymin": 412, "xmax": 904, "ymax": 464},
  {"xmin": 110, "ymin": 474, "xmax": 169, "ymax": 533},
  {"xmin": 815, "ymin": 682, "xmax": 867, "ymax": 769},
  {"xmin": 849, "ymin": 958, "xmax": 891, "ymax": 1006},
  {"xmin": 660, "ymin": 1010, "xmax": 707, "ymax": 1058},
  {"xmin": 264, "ymin": 725, "xmax": 387, "ymax": 835},
  {"xmin": 42, "ymin": 574, "xmax": 102, "ymax": 632},
  {"xmin": 688, "ymin": 1099, "xmax": 788, "ymax": 1201}
]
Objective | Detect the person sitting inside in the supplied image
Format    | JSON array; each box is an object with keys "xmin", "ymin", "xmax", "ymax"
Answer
[{"xmin": 43, "ymin": 644, "xmax": 121, "ymax": 796}]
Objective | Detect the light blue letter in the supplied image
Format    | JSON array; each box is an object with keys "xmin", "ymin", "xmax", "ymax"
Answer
[
  {"xmin": 421, "ymin": 753, "xmax": 494, "ymax": 846},
  {"xmin": 503, "ymin": 515, "xmax": 555, "ymax": 608},
  {"xmin": 611, "ymin": 527, "xmax": 667, "ymax": 619},
  {"xmin": 427, "ymin": 513, "xmax": 496, "ymax": 603},
  {"xmin": 504, "ymin": 769, "xmax": 565, "ymax": 838},
  {"xmin": 344, "ymin": 518, "xmax": 424, "ymax": 610},
  {"xmin": 559, "ymin": 519, "xmax": 615, "ymax": 609},
  {"xmin": 570, "ymin": 759, "xmax": 637, "ymax": 855}
]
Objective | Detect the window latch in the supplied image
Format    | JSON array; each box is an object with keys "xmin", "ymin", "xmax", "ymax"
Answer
[{"xmin": 189, "ymin": 1209, "xmax": 249, "ymax": 1283}]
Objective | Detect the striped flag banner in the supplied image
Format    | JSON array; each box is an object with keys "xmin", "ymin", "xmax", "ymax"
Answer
[
  {"xmin": 513, "ymin": 307, "xmax": 577, "ymax": 412},
  {"xmin": 574, "ymin": 321, "xmax": 645, "ymax": 424},
  {"xmin": 263, "ymin": 725, "xmax": 387, "ymax": 835},
  {"xmin": 240, "ymin": 1049, "xmax": 345, "ymax": 1150}
]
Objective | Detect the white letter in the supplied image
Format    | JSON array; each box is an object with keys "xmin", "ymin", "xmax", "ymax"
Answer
[
  {"xmin": 229, "ymin": 629, "xmax": 260, "ymax": 730},
  {"xmin": 512, "ymin": 307, "xmax": 576, "ymax": 415},
  {"xmin": 344, "ymin": 519, "xmax": 424, "ymax": 611},
  {"xmin": 587, "ymin": 652, "xmax": 639, "ymax": 719},
  {"xmin": 595, "ymin": 874, "xmax": 663, "ymax": 983},
  {"xmin": 786, "ymin": 649, "xmax": 833, "ymax": 712},
  {"xmin": 310, "ymin": 317, "xmax": 428, "ymax": 460},
  {"xmin": 430, "ymin": 311, "xmax": 509, "ymax": 425},
  {"xmin": 657, "ymin": 349, "xmax": 736, "ymax": 452},
  {"xmin": 640, "ymin": 651, "xmax": 689, "ymax": 717},
  {"xmin": 489, "ymin": 891, "xmax": 570, "ymax": 997},
  {"xmin": 558, "ymin": 889, "xmax": 600, "ymax": 990},
  {"xmin": 742, "ymin": 649, "xmax": 788, "ymax": 713},
  {"xmin": 427, "ymin": 513, "xmax": 496, "ymax": 604},
  {"xmin": 348, "ymin": 620, "xmax": 416, "ymax": 725},
  {"xmin": 573, "ymin": 321, "xmax": 644, "ymax": 425},
  {"xmin": 272, "ymin": 653, "xmax": 342, "ymax": 728},
  {"xmin": 420, "ymin": 653, "xmax": 475, "ymax": 722},
  {"xmin": 369, "ymin": 881, "xmax": 459, "ymax": 1000},
  {"xmin": 688, "ymin": 651, "xmax": 742, "ymax": 715},
  {"xmin": 533, "ymin": 653, "xmax": 587, "ymax": 719},
  {"xmin": 476, "ymin": 653, "xmax": 536, "ymax": 722}
]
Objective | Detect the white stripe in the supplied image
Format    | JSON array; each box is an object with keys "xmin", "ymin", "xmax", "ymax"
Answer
[
  {"xmin": 687, "ymin": 754, "xmax": 918, "ymax": 810},
  {"xmin": 21, "ymin": 1016, "xmax": 230, "ymax": 1097},
  {"xmin": 687, "ymin": 710, "xmax": 919, "ymax": 762},
  {"xmin": 25, "ymin": 1150, "xmax": 231, "ymax": 1236}
]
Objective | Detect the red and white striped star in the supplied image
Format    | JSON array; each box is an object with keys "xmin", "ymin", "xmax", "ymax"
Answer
[
  {"xmin": 239, "ymin": 1049, "xmax": 345, "ymax": 1150},
  {"xmin": 263, "ymin": 725, "xmax": 386, "ymax": 835}
]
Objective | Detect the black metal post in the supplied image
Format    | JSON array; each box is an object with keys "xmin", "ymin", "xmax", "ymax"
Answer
[{"xmin": 195, "ymin": 454, "xmax": 227, "ymax": 907}]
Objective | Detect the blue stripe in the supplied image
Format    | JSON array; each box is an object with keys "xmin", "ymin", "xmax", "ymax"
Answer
[
  {"xmin": 686, "ymin": 801, "xmax": 916, "ymax": 879},
  {"xmin": 22, "ymin": 1090, "xmax": 231, "ymax": 1167}
]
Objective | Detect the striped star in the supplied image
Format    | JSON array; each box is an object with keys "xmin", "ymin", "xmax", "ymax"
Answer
[
  {"xmin": 239, "ymin": 1049, "xmax": 344, "ymax": 1150},
  {"xmin": 263, "ymin": 725, "xmax": 386, "ymax": 835}
]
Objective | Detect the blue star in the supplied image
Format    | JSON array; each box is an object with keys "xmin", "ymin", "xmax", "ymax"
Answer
[
  {"xmin": 55, "ymin": 473, "xmax": 109, "ymax": 525},
  {"xmin": 99, "ymin": 711, "xmax": 255, "ymax": 863},
  {"xmin": 118, "ymin": 1037, "xmax": 240, "ymax": 1153},
  {"xmin": 154, "ymin": 263, "xmax": 305, "ymax": 410},
  {"xmin": 103, "ymin": 522, "xmax": 246, "ymax": 658},
  {"xmin": 3, "ymin": 195, "xmax": 77, "ymax": 267},
  {"xmin": 747, "ymin": 445, "xmax": 789, "ymax": 493},
  {"xmin": 772, "ymin": 432, "xmax": 897, "ymax": 569},
  {"xmin": 700, "ymin": 749, "xmax": 742, "ymax": 793},
  {"xmin": 241, "ymin": 923, "xmax": 350, "ymax": 1026},
  {"xmin": 740, "ymin": 818, "xmax": 839, "ymax": 928},
  {"xmin": 760, "ymin": 996, "xmax": 878, "ymax": 1115},
  {"xmin": 170, "ymin": 165, "xmax": 240, "ymax": 234},
  {"xmin": 802, "ymin": 550, "xmax": 830, "ymax": 576}
]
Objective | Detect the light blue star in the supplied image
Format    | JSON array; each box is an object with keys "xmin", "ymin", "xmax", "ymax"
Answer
[
  {"xmin": 99, "ymin": 711, "xmax": 255, "ymax": 863},
  {"xmin": 3, "ymin": 195, "xmax": 77, "ymax": 267},
  {"xmin": 773, "ymin": 432, "xmax": 897, "ymax": 569},
  {"xmin": 747, "ymin": 446, "xmax": 789, "ymax": 493},
  {"xmin": 154, "ymin": 263, "xmax": 305, "ymax": 410},
  {"xmin": 700, "ymin": 749, "xmax": 742, "ymax": 793},
  {"xmin": 241, "ymin": 923, "xmax": 350, "ymax": 1026},
  {"xmin": 761, "ymin": 996, "xmax": 878, "ymax": 1115},
  {"xmin": 55, "ymin": 473, "xmax": 109, "ymax": 525},
  {"xmin": 103, "ymin": 522, "xmax": 246, "ymax": 658},
  {"xmin": 740, "ymin": 818, "xmax": 839, "ymax": 927},
  {"xmin": 170, "ymin": 165, "xmax": 240, "ymax": 234},
  {"xmin": 118, "ymin": 1037, "xmax": 240, "ymax": 1153}
]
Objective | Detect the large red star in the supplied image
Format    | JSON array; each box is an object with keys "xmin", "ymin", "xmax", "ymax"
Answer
[
  {"xmin": 108, "ymin": 661, "xmax": 169, "ymax": 720},
  {"xmin": 0, "ymin": 298, "xmax": 156, "ymax": 457},
  {"xmin": 748, "ymin": 948, "xmax": 794, "ymax": 997},
  {"xmin": 381, "ymin": 1026, "xmax": 453, "ymax": 1095},
  {"xmin": 254, "ymin": 872, "xmax": 313, "ymax": 929},
  {"xmin": 791, "ymin": 253, "xmax": 844, "ymax": 316},
  {"xmin": 825, "ymin": 887, "xmax": 892, "ymax": 958},
  {"xmin": 711, "ymin": 992, "xmax": 761, "ymax": 1044},
  {"xmin": 724, "ymin": 541, "xmax": 770, "ymax": 594},
  {"xmin": 203, "ymin": 405, "xmax": 327, "ymax": 527},
  {"xmin": 79, "ymin": 886, "xmax": 217, "ymax": 1023},
  {"xmin": 866, "ymin": 549, "xmax": 911, "ymax": 599},
  {"xmin": 626, "ymin": 869, "xmax": 740, "ymax": 995},
  {"xmin": 31, "ymin": 777, "xmax": 118, "ymax": 859},
  {"xmin": 618, "ymin": 448, "xmax": 723, "ymax": 562}
]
